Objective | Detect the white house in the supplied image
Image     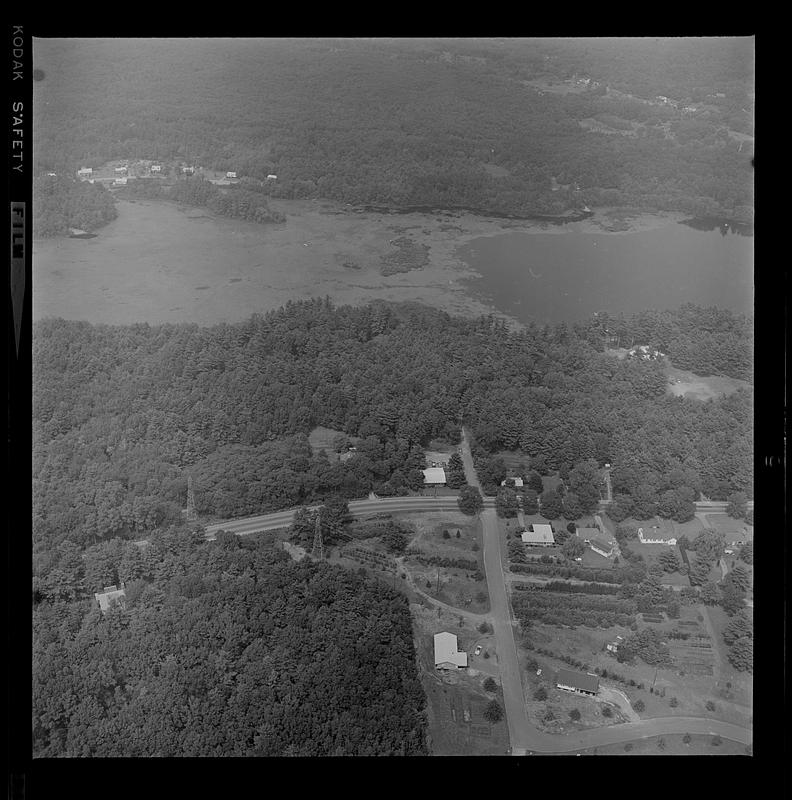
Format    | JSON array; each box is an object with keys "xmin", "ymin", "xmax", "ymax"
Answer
[
  {"xmin": 77, "ymin": 167, "xmax": 93, "ymax": 178},
  {"xmin": 501, "ymin": 477, "xmax": 524, "ymax": 488},
  {"xmin": 182, "ymin": 166, "xmax": 194, "ymax": 174},
  {"xmin": 521, "ymin": 524, "xmax": 555, "ymax": 547},
  {"xmin": 113, "ymin": 177, "xmax": 128, "ymax": 186},
  {"xmin": 637, "ymin": 526, "xmax": 677, "ymax": 546},
  {"xmin": 266, "ymin": 174, "xmax": 277, "ymax": 180},
  {"xmin": 94, "ymin": 584, "xmax": 126, "ymax": 614},
  {"xmin": 434, "ymin": 632, "xmax": 468, "ymax": 671},
  {"xmin": 226, "ymin": 171, "xmax": 238, "ymax": 179},
  {"xmin": 114, "ymin": 166, "xmax": 127, "ymax": 174},
  {"xmin": 423, "ymin": 467, "xmax": 447, "ymax": 486},
  {"xmin": 151, "ymin": 164, "xmax": 162, "ymax": 173}
]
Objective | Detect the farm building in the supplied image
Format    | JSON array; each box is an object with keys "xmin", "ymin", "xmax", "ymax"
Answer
[
  {"xmin": 94, "ymin": 584, "xmax": 126, "ymax": 614},
  {"xmin": 605, "ymin": 635, "xmax": 624, "ymax": 654},
  {"xmin": 150, "ymin": 164, "xmax": 162, "ymax": 173},
  {"xmin": 501, "ymin": 477, "xmax": 524, "ymax": 488},
  {"xmin": 266, "ymin": 174, "xmax": 277, "ymax": 180},
  {"xmin": 77, "ymin": 167, "xmax": 93, "ymax": 178},
  {"xmin": 114, "ymin": 166, "xmax": 127, "ymax": 174},
  {"xmin": 226, "ymin": 171, "xmax": 238, "ymax": 179},
  {"xmin": 637, "ymin": 526, "xmax": 677, "ymax": 546},
  {"xmin": 113, "ymin": 177, "xmax": 128, "ymax": 186},
  {"xmin": 521, "ymin": 524, "xmax": 555, "ymax": 547},
  {"xmin": 434, "ymin": 632, "xmax": 468, "ymax": 671},
  {"xmin": 182, "ymin": 166, "xmax": 194, "ymax": 174},
  {"xmin": 590, "ymin": 537, "xmax": 614, "ymax": 558},
  {"xmin": 556, "ymin": 668, "xmax": 599, "ymax": 697},
  {"xmin": 423, "ymin": 467, "xmax": 447, "ymax": 486}
]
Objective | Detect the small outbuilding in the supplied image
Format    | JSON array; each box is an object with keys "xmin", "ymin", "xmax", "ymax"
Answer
[
  {"xmin": 501, "ymin": 477, "xmax": 524, "ymax": 488},
  {"xmin": 434, "ymin": 632, "xmax": 468, "ymax": 671},
  {"xmin": 423, "ymin": 467, "xmax": 447, "ymax": 486}
]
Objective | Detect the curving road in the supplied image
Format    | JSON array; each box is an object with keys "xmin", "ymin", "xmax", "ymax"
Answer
[{"xmin": 201, "ymin": 434, "xmax": 751, "ymax": 752}]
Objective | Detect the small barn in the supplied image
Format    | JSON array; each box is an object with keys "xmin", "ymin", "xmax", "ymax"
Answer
[{"xmin": 556, "ymin": 668, "xmax": 599, "ymax": 697}]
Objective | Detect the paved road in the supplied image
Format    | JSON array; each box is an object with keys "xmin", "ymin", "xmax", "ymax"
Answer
[
  {"xmin": 201, "ymin": 433, "xmax": 751, "ymax": 753},
  {"xmin": 458, "ymin": 428, "xmax": 751, "ymax": 754},
  {"xmin": 204, "ymin": 495, "xmax": 495, "ymax": 539}
]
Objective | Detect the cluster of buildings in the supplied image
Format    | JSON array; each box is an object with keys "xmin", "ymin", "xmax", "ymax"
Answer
[
  {"xmin": 75, "ymin": 160, "xmax": 279, "ymax": 188},
  {"xmin": 628, "ymin": 344, "xmax": 665, "ymax": 361}
]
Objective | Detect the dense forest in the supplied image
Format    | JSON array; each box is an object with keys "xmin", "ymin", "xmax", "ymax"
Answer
[
  {"xmin": 33, "ymin": 300, "xmax": 752, "ymax": 591},
  {"xmin": 33, "ymin": 531, "xmax": 426, "ymax": 756},
  {"xmin": 122, "ymin": 176, "xmax": 286, "ymax": 224},
  {"xmin": 33, "ymin": 37, "xmax": 753, "ymax": 221},
  {"xmin": 33, "ymin": 174, "xmax": 118, "ymax": 236},
  {"xmin": 587, "ymin": 304, "xmax": 753, "ymax": 382}
]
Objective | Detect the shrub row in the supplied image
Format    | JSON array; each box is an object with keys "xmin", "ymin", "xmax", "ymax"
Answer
[
  {"xmin": 413, "ymin": 554, "xmax": 478, "ymax": 570},
  {"xmin": 512, "ymin": 589, "xmax": 637, "ymax": 615},
  {"xmin": 533, "ymin": 580, "xmax": 622, "ymax": 596},
  {"xmin": 510, "ymin": 562, "xmax": 634, "ymax": 585}
]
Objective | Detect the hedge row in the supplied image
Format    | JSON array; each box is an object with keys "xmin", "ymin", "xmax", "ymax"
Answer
[{"xmin": 510, "ymin": 562, "xmax": 633, "ymax": 585}]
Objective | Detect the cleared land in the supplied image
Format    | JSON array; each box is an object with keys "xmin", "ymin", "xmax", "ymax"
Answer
[
  {"xmin": 570, "ymin": 732, "xmax": 748, "ymax": 756},
  {"xmin": 398, "ymin": 511, "xmax": 491, "ymax": 615},
  {"xmin": 665, "ymin": 363, "xmax": 752, "ymax": 401}
]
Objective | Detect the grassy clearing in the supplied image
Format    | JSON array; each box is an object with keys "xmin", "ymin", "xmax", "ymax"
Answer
[
  {"xmin": 665, "ymin": 363, "xmax": 751, "ymax": 401},
  {"xmin": 307, "ymin": 425, "xmax": 350, "ymax": 458},
  {"xmin": 397, "ymin": 512, "xmax": 490, "ymax": 614},
  {"xmin": 571, "ymin": 733, "xmax": 748, "ymax": 756}
]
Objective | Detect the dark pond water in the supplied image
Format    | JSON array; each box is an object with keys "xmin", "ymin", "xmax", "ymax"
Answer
[{"xmin": 456, "ymin": 221, "xmax": 753, "ymax": 325}]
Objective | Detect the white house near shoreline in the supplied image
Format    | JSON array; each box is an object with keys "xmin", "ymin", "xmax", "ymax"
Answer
[
  {"xmin": 637, "ymin": 526, "xmax": 677, "ymax": 546},
  {"xmin": 434, "ymin": 632, "xmax": 468, "ymax": 671}
]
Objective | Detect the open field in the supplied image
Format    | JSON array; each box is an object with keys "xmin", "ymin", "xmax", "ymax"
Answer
[
  {"xmin": 570, "ymin": 732, "xmax": 748, "ymax": 755},
  {"xmin": 396, "ymin": 511, "xmax": 490, "ymax": 614},
  {"xmin": 704, "ymin": 513, "xmax": 753, "ymax": 544},
  {"xmin": 665, "ymin": 362, "xmax": 752, "ymax": 401}
]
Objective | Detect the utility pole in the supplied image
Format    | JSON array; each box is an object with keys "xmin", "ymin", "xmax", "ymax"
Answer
[
  {"xmin": 186, "ymin": 475, "xmax": 197, "ymax": 522},
  {"xmin": 311, "ymin": 509, "xmax": 324, "ymax": 560}
]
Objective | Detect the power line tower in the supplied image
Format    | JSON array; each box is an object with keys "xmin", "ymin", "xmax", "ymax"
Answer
[
  {"xmin": 311, "ymin": 509, "xmax": 324, "ymax": 560},
  {"xmin": 186, "ymin": 475, "xmax": 197, "ymax": 522}
]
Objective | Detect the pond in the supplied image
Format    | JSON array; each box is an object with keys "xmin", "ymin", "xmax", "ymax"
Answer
[{"xmin": 456, "ymin": 222, "xmax": 753, "ymax": 325}]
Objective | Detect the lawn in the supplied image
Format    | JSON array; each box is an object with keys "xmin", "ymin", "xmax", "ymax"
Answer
[
  {"xmin": 704, "ymin": 513, "xmax": 753, "ymax": 543},
  {"xmin": 665, "ymin": 362, "xmax": 752, "ymax": 402},
  {"xmin": 570, "ymin": 732, "xmax": 748, "ymax": 756}
]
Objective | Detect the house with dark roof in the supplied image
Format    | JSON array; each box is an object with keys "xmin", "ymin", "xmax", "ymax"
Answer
[
  {"xmin": 590, "ymin": 537, "xmax": 614, "ymax": 558},
  {"xmin": 556, "ymin": 668, "xmax": 600, "ymax": 696}
]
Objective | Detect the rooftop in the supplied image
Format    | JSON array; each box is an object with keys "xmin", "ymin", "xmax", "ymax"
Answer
[
  {"xmin": 556, "ymin": 668, "xmax": 599, "ymax": 693},
  {"xmin": 433, "ymin": 632, "xmax": 468, "ymax": 668},
  {"xmin": 522, "ymin": 524, "xmax": 554, "ymax": 545},
  {"xmin": 423, "ymin": 467, "xmax": 447, "ymax": 484}
]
